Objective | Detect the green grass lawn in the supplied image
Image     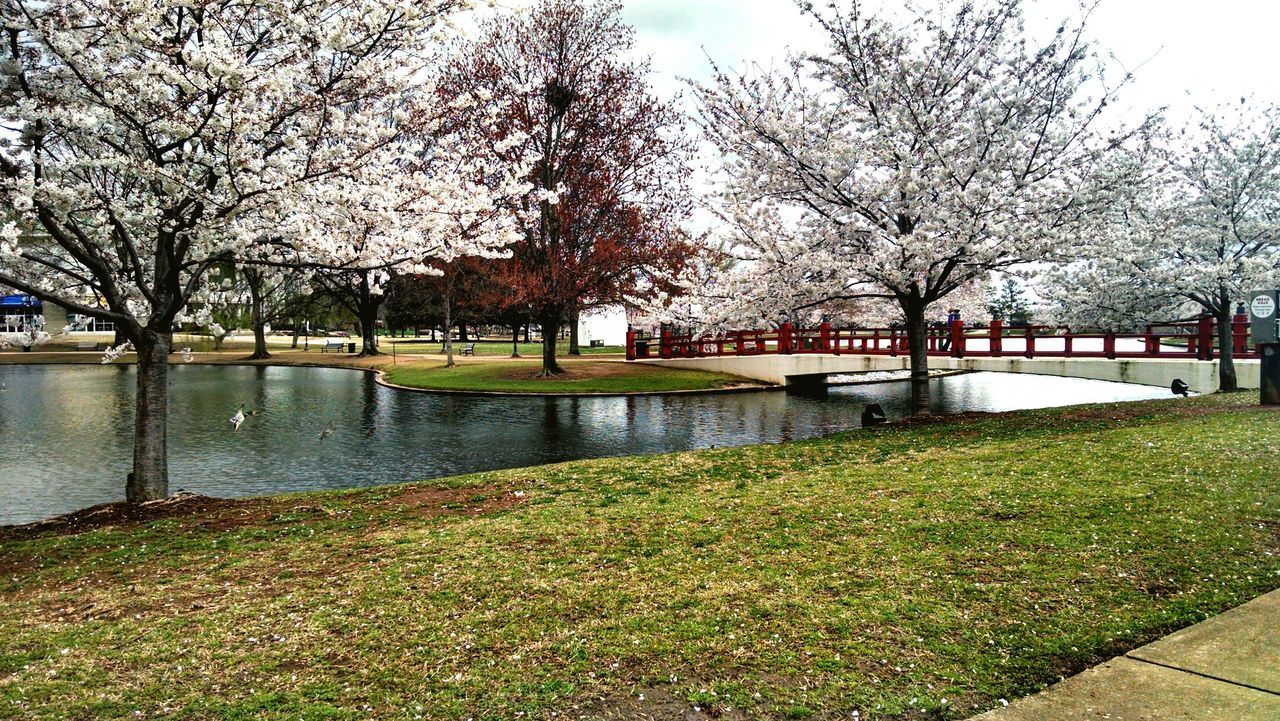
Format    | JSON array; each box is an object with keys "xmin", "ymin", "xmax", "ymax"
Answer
[
  {"xmin": 382, "ymin": 359, "xmax": 758, "ymax": 394},
  {"xmin": 384, "ymin": 339, "xmax": 625, "ymax": 357},
  {"xmin": 2, "ymin": 394, "xmax": 1278, "ymax": 720}
]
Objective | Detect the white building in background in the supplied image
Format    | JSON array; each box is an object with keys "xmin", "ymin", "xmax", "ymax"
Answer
[{"xmin": 577, "ymin": 305, "xmax": 629, "ymax": 347}]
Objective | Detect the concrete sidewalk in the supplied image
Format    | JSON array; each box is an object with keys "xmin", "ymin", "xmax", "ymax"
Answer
[{"xmin": 970, "ymin": 588, "xmax": 1280, "ymax": 720}]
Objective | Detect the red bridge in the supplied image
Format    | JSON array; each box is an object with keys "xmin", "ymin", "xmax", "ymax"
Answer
[{"xmin": 627, "ymin": 315, "xmax": 1257, "ymax": 362}]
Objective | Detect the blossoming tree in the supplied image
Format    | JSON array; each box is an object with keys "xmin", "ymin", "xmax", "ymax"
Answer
[
  {"xmin": 692, "ymin": 0, "xmax": 1149, "ymax": 413},
  {"xmin": 1041, "ymin": 103, "xmax": 1280, "ymax": 390},
  {"xmin": 0, "ymin": 0, "xmax": 524, "ymax": 501}
]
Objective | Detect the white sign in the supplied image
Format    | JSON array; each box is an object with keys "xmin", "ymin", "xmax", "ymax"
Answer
[{"xmin": 1252, "ymin": 294, "xmax": 1277, "ymax": 319}]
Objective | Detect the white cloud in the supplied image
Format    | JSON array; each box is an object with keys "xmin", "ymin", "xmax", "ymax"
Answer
[
  {"xmin": 618, "ymin": 0, "xmax": 1280, "ymax": 118},
  {"xmin": 470, "ymin": 0, "xmax": 1280, "ymax": 235}
]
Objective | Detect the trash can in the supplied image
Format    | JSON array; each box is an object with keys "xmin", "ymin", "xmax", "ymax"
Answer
[
  {"xmin": 347, "ymin": 342, "xmax": 356, "ymax": 353},
  {"xmin": 634, "ymin": 340, "xmax": 650, "ymax": 358}
]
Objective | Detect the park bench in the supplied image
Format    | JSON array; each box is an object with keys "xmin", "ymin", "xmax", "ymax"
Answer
[
  {"xmin": 460, "ymin": 342, "xmax": 476, "ymax": 356},
  {"xmin": 320, "ymin": 340, "xmax": 345, "ymax": 353}
]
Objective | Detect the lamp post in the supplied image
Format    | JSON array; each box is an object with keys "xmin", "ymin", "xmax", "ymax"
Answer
[{"xmin": 304, "ymin": 319, "xmax": 310, "ymax": 352}]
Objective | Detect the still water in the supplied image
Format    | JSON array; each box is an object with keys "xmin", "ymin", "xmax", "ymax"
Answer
[{"xmin": 0, "ymin": 365, "xmax": 1170, "ymax": 524}]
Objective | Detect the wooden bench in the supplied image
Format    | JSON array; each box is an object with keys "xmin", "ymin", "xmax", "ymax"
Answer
[
  {"xmin": 460, "ymin": 342, "xmax": 476, "ymax": 356},
  {"xmin": 319, "ymin": 340, "xmax": 345, "ymax": 353}
]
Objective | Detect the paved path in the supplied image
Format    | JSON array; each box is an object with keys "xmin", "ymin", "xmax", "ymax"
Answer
[{"xmin": 970, "ymin": 588, "xmax": 1280, "ymax": 720}]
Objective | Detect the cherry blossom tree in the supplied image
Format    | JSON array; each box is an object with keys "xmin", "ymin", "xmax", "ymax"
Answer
[
  {"xmin": 0, "ymin": 0, "xmax": 525, "ymax": 501},
  {"xmin": 285, "ymin": 141, "xmax": 528, "ymax": 358},
  {"xmin": 1041, "ymin": 103, "xmax": 1280, "ymax": 390},
  {"xmin": 0, "ymin": 312, "xmax": 49, "ymax": 349},
  {"xmin": 691, "ymin": 0, "xmax": 1151, "ymax": 413}
]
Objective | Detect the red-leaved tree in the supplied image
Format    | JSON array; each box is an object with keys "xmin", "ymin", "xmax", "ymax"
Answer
[{"xmin": 440, "ymin": 0, "xmax": 694, "ymax": 374}]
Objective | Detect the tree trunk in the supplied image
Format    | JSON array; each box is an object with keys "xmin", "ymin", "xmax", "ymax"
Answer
[
  {"xmin": 128, "ymin": 331, "xmax": 171, "ymax": 503},
  {"xmin": 248, "ymin": 276, "xmax": 269, "ymax": 360},
  {"xmin": 511, "ymin": 325, "xmax": 521, "ymax": 358},
  {"xmin": 523, "ymin": 323, "xmax": 531, "ymax": 343},
  {"xmin": 540, "ymin": 309, "xmax": 562, "ymax": 375},
  {"xmin": 359, "ymin": 318, "xmax": 377, "ymax": 356},
  {"xmin": 356, "ymin": 273, "xmax": 382, "ymax": 357},
  {"xmin": 443, "ymin": 293, "xmax": 455, "ymax": 368},
  {"xmin": 903, "ymin": 301, "xmax": 932, "ymax": 416},
  {"xmin": 1216, "ymin": 288, "xmax": 1238, "ymax": 392},
  {"xmin": 291, "ymin": 319, "xmax": 300, "ymax": 349},
  {"xmin": 568, "ymin": 307, "xmax": 581, "ymax": 356},
  {"xmin": 457, "ymin": 323, "xmax": 469, "ymax": 342}
]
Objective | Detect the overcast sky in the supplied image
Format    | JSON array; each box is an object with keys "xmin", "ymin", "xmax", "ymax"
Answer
[
  {"xmin": 486, "ymin": 0, "xmax": 1280, "ymax": 123},
  {"xmin": 474, "ymin": 0, "xmax": 1280, "ymax": 237}
]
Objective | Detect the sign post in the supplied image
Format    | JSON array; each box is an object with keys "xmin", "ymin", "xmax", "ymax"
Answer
[{"xmin": 1249, "ymin": 290, "xmax": 1280, "ymax": 405}]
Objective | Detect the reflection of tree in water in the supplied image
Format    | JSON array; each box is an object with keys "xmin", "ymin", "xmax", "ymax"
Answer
[
  {"xmin": 107, "ymin": 364, "xmax": 135, "ymax": 437},
  {"xmin": 623, "ymin": 396, "xmax": 641, "ymax": 448},
  {"xmin": 539, "ymin": 397, "xmax": 587, "ymax": 462},
  {"xmin": 252, "ymin": 366, "xmax": 270, "ymax": 418},
  {"xmin": 359, "ymin": 373, "xmax": 378, "ymax": 436}
]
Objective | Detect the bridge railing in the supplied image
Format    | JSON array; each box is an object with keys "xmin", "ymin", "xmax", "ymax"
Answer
[{"xmin": 627, "ymin": 315, "xmax": 1259, "ymax": 362}]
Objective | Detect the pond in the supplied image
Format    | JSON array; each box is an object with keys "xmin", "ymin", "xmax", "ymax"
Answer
[{"xmin": 0, "ymin": 364, "xmax": 1172, "ymax": 525}]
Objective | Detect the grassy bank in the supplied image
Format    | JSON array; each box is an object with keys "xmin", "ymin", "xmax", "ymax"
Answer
[
  {"xmin": 382, "ymin": 359, "xmax": 759, "ymax": 394},
  {"xmin": 0, "ymin": 353, "xmax": 742, "ymax": 395},
  {"xmin": 2, "ymin": 395, "xmax": 1278, "ymax": 720},
  {"xmin": 385, "ymin": 339, "xmax": 624, "ymax": 357}
]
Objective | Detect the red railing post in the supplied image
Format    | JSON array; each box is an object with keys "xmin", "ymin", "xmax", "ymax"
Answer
[
  {"xmin": 820, "ymin": 322, "xmax": 832, "ymax": 353},
  {"xmin": 1025, "ymin": 326, "xmax": 1035, "ymax": 358},
  {"xmin": 1197, "ymin": 315, "xmax": 1215, "ymax": 361},
  {"xmin": 660, "ymin": 328, "xmax": 673, "ymax": 359},
  {"xmin": 626, "ymin": 329, "xmax": 637, "ymax": 361},
  {"xmin": 779, "ymin": 322, "xmax": 794, "ymax": 354},
  {"xmin": 1234, "ymin": 311, "xmax": 1249, "ymax": 355},
  {"xmin": 950, "ymin": 318, "xmax": 965, "ymax": 358},
  {"xmin": 989, "ymin": 318, "xmax": 1003, "ymax": 356},
  {"xmin": 1103, "ymin": 331, "xmax": 1117, "ymax": 359},
  {"xmin": 889, "ymin": 328, "xmax": 898, "ymax": 357}
]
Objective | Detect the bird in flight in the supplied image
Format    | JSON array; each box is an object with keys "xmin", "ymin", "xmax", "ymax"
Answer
[
  {"xmin": 181, "ymin": 347, "xmax": 194, "ymax": 363},
  {"xmin": 230, "ymin": 407, "xmax": 246, "ymax": 431}
]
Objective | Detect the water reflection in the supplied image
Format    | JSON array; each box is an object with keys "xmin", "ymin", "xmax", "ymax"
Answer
[{"xmin": 0, "ymin": 365, "xmax": 1169, "ymax": 524}]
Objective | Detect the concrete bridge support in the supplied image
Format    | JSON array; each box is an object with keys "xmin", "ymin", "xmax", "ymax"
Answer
[{"xmin": 642, "ymin": 355, "xmax": 1260, "ymax": 394}]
